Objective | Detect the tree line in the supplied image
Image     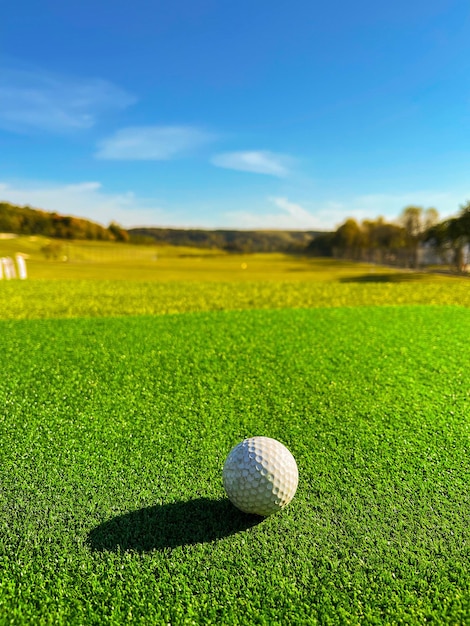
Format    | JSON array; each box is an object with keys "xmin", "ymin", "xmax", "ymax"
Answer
[
  {"xmin": 0, "ymin": 201, "xmax": 319, "ymax": 251},
  {"xmin": 308, "ymin": 203, "xmax": 470, "ymax": 272},
  {"xmin": 1, "ymin": 198, "xmax": 469, "ymax": 270},
  {"xmin": 128, "ymin": 227, "xmax": 319, "ymax": 252},
  {"xmin": 0, "ymin": 202, "xmax": 128, "ymax": 242}
]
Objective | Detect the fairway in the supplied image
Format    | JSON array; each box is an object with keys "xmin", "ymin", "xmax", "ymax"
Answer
[
  {"xmin": 2, "ymin": 279, "xmax": 470, "ymax": 321},
  {"xmin": 0, "ymin": 235, "xmax": 465, "ymax": 282},
  {"xmin": 1, "ymin": 306, "xmax": 469, "ymax": 624}
]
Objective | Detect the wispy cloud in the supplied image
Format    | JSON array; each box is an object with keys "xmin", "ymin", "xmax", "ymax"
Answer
[
  {"xmin": 1, "ymin": 180, "xmax": 463, "ymax": 232},
  {"xmin": 95, "ymin": 125, "xmax": 215, "ymax": 160},
  {"xmin": 226, "ymin": 197, "xmax": 323, "ymax": 229},
  {"xmin": 225, "ymin": 190, "xmax": 463, "ymax": 230},
  {"xmin": 0, "ymin": 180, "xmax": 165, "ymax": 227},
  {"xmin": 211, "ymin": 151, "xmax": 292, "ymax": 177},
  {"xmin": 271, "ymin": 197, "xmax": 318, "ymax": 223},
  {"xmin": 0, "ymin": 65, "xmax": 135, "ymax": 134}
]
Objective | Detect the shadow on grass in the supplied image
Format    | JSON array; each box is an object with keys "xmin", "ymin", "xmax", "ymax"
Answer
[
  {"xmin": 340, "ymin": 272, "xmax": 430, "ymax": 283},
  {"xmin": 88, "ymin": 498, "xmax": 262, "ymax": 553}
]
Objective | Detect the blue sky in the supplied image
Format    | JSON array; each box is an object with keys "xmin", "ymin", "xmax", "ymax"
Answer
[{"xmin": 1, "ymin": 0, "xmax": 470, "ymax": 230}]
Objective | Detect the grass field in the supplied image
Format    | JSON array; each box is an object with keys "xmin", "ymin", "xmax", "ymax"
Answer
[
  {"xmin": 1, "ymin": 238, "xmax": 469, "ymax": 624},
  {"xmin": 0, "ymin": 234, "xmax": 464, "ymax": 282}
]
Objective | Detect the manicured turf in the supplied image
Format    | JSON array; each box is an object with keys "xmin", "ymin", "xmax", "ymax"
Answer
[
  {"xmin": 0, "ymin": 235, "xmax": 464, "ymax": 281},
  {"xmin": 1, "ymin": 306, "xmax": 469, "ymax": 624},
  {"xmin": 1, "ymin": 279, "xmax": 470, "ymax": 320}
]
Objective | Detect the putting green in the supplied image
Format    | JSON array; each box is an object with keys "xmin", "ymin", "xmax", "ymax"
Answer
[{"xmin": 1, "ymin": 306, "xmax": 469, "ymax": 624}]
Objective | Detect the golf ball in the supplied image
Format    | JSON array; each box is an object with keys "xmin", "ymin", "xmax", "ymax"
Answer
[{"xmin": 223, "ymin": 436, "xmax": 298, "ymax": 516}]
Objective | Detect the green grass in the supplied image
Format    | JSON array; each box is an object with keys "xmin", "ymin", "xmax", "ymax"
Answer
[
  {"xmin": 1, "ymin": 237, "xmax": 469, "ymax": 623},
  {"xmin": 1, "ymin": 280, "xmax": 470, "ymax": 320},
  {"xmin": 0, "ymin": 235, "xmax": 464, "ymax": 281},
  {"xmin": 1, "ymin": 307, "xmax": 469, "ymax": 624}
]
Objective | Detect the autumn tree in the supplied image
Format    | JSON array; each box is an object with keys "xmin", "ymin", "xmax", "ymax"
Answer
[
  {"xmin": 424, "ymin": 202, "xmax": 469, "ymax": 272},
  {"xmin": 331, "ymin": 218, "xmax": 363, "ymax": 259},
  {"xmin": 108, "ymin": 222, "xmax": 130, "ymax": 242},
  {"xmin": 400, "ymin": 206, "xmax": 439, "ymax": 267},
  {"xmin": 446, "ymin": 202, "xmax": 469, "ymax": 272}
]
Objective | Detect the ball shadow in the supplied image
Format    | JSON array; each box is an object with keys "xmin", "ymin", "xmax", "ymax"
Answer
[
  {"xmin": 88, "ymin": 498, "xmax": 262, "ymax": 553},
  {"xmin": 340, "ymin": 273, "xmax": 427, "ymax": 283}
]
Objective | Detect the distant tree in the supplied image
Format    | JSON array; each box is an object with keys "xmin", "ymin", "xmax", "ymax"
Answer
[
  {"xmin": 457, "ymin": 201, "xmax": 470, "ymax": 234},
  {"xmin": 399, "ymin": 206, "xmax": 439, "ymax": 268},
  {"xmin": 306, "ymin": 232, "xmax": 334, "ymax": 257},
  {"xmin": 424, "ymin": 207, "xmax": 439, "ymax": 231},
  {"xmin": 446, "ymin": 202, "xmax": 470, "ymax": 271},
  {"xmin": 425, "ymin": 202, "xmax": 468, "ymax": 272},
  {"xmin": 332, "ymin": 218, "xmax": 363, "ymax": 259},
  {"xmin": 448, "ymin": 218, "xmax": 468, "ymax": 272},
  {"xmin": 401, "ymin": 206, "xmax": 423, "ymax": 240},
  {"xmin": 423, "ymin": 221, "xmax": 448, "ymax": 260},
  {"xmin": 310, "ymin": 217, "xmax": 408, "ymax": 264},
  {"xmin": 108, "ymin": 222, "xmax": 129, "ymax": 242},
  {"xmin": 361, "ymin": 218, "xmax": 406, "ymax": 264},
  {"xmin": 0, "ymin": 201, "xmax": 116, "ymax": 240}
]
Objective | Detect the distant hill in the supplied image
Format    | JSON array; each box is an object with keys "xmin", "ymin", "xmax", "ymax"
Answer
[
  {"xmin": 128, "ymin": 227, "xmax": 326, "ymax": 252},
  {"xmin": 0, "ymin": 200, "xmax": 329, "ymax": 252},
  {"xmin": 0, "ymin": 201, "xmax": 127, "ymax": 241}
]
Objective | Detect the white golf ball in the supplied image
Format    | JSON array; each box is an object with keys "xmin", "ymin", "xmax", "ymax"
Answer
[{"xmin": 223, "ymin": 436, "xmax": 299, "ymax": 516}]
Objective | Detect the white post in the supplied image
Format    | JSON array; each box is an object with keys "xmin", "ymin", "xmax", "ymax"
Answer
[
  {"xmin": 16, "ymin": 254, "xmax": 27, "ymax": 279},
  {"xmin": 1, "ymin": 258, "xmax": 10, "ymax": 279},
  {"xmin": 7, "ymin": 257, "xmax": 16, "ymax": 279},
  {"xmin": 2, "ymin": 257, "xmax": 16, "ymax": 279}
]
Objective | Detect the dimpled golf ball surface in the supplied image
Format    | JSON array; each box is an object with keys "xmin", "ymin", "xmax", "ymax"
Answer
[{"xmin": 223, "ymin": 437, "xmax": 298, "ymax": 516}]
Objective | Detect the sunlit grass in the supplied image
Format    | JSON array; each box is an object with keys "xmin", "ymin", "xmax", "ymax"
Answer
[
  {"xmin": 0, "ymin": 235, "xmax": 462, "ymax": 281},
  {"xmin": 0, "ymin": 279, "xmax": 469, "ymax": 320},
  {"xmin": 2, "ymin": 236, "xmax": 469, "ymax": 623},
  {"xmin": 1, "ymin": 307, "xmax": 469, "ymax": 624},
  {"xmin": 1, "ymin": 238, "xmax": 468, "ymax": 320}
]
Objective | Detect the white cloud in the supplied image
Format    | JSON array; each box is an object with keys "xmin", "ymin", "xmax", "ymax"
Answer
[
  {"xmin": 271, "ymin": 197, "xmax": 318, "ymax": 223},
  {"xmin": 225, "ymin": 197, "xmax": 323, "ymax": 229},
  {"xmin": 96, "ymin": 125, "xmax": 215, "ymax": 160},
  {"xmin": 1, "ymin": 180, "xmax": 464, "ymax": 232},
  {"xmin": 0, "ymin": 65, "xmax": 136, "ymax": 134},
  {"xmin": 225, "ymin": 190, "xmax": 463, "ymax": 230},
  {"xmin": 211, "ymin": 151, "xmax": 291, "ymax": 177},
  {"xmin": 0, "ymin": 180, "xmax": 165, "ymax": 227}
]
